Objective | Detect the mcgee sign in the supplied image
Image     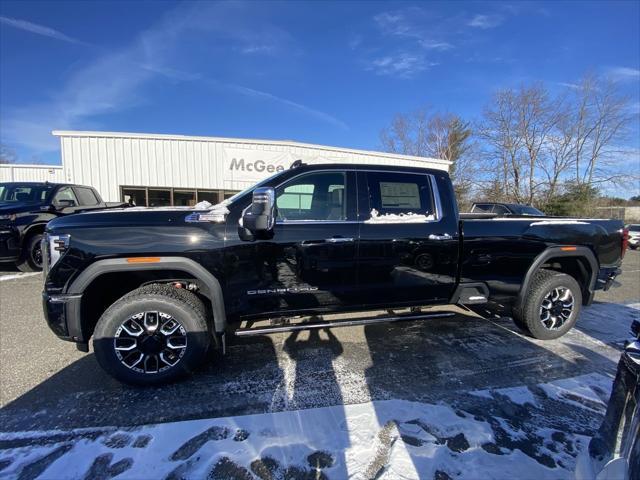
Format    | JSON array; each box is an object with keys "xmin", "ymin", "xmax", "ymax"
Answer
[{"xmin": 224, "ymin": 146, "xmax": 324, "ymax": 186}]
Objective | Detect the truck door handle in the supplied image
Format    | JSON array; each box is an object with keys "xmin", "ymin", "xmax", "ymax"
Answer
[
  {"xmin": 326, "ymin": 237, "xmax": 354, "ymax": 243},
  {"xmin": 428, "ymin": 233, "xmax": 452, "ymax": 241}
]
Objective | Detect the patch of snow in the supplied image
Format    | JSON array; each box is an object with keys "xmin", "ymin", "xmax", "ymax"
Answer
[
  {"xmin": 193, "ymin": 200, "xmax": 213, "ymax": 210},
  {"xmin": 539, "ymin": 373, "xmax": 611, "ymax": 412},
  {"xmin": 365, "ymin": 209, "xmax": 435, "ymax": 224},
  {"xmin": 470, "ymin": 386, "xmax": 538, "ymax": 407},
  {"xmin": 0, "ymin": 370, "xmax": 615, "ymax": 480},
  {"xmin": 495, "ymin": 386, "xmax": 539, "ymax": 407},
  {"xmin": 469, "ymin": 389, "xmax": 494, "ymax": 400}
]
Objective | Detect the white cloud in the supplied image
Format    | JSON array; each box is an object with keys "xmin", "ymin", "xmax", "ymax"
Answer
[
  {"xmin": 222, "ymin": 84, "xmax": 347, "ymax": 130},
  {"xmin": 606, "ymin": 67, "xmax": 640, "ymax": 82},
  {"xmin": 0, "ymin": 2, "xmax": 346, "ymax": 153},
  {"xmin": 240, "ymin": 44, "xmax": 276, "ymax": 55},
  {"xmin": 468, "ymin": 14, "xmax": 504, "ymax": 29},
  {"xmin": 419, "ymin": 40, "xmax": 453, "ymax": 51},
  {"xmin": 366, "ymin": 52, "xmax": 430, "ymax": 78},
  {"xmin": 348, "ymin": 34, "xmax": 362, "ymax": 50},
  {"xmin": 0, "ymin": 16, "xmax": 86, "ymax": 45},
  {"xmin": 557, "ymin": 82, "xmax": 581, "ymax": 90},
  {"xmin": 373, "ymin": 8, "xmax": 454, "ymax": 49}
]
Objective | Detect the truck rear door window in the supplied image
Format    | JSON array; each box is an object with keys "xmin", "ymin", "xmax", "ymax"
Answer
[
  {"xmin": 366, "ymin": 172, "xmax": 434, "ymax": 217},
  {"xmin": 74, "ymin": 187, "xmax": 99, "ymax": 206}
]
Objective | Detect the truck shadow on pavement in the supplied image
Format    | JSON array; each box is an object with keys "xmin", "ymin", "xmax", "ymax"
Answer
[{"xmin": 0, "ymin": 303, "xmax": 637, "ymax": 479}]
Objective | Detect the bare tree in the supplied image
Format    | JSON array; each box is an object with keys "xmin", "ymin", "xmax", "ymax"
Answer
[
  {"xmin": 380, "ymin": 72, "xmax": 637, "ymax": 214},
  {"xmin": 0, "ymin": 144, "xmax": 17, "ymax": 164},
  {"xmin": 477, "ymin": 89, "xmax": 526, "ymax": 202},
  {"xmin": 380, "ymin": 109, "xmax": 477, "ymax": 206}
]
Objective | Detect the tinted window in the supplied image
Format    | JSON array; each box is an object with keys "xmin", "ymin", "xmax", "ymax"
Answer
[
  {"xmin": 75, "ymin": 187, "xmax": 99, "ymax": 206},
  {"xmin": 276, "ymin": 172, "xmax": 346, "ymax": 221},
  {"xmin": 509, "ymin": 205, "xmax": 544, "ymax": 216},
  {"xmin": 366, "ymin": 172, "xmax": 434, "ymax": 217},
  {"xmin": 628, "ymin": 225, "xmax": 640, "ymax": 232},
  {"xmin": 492, "ymin": 205, "xmax": 510, "ymax": 214},
  {"xmin": 52, "ymin": 187, "xmax": 78, "ymax": 207},
  {"xmin": 0, "ymin": 183, "xmax": 54, "ymax": 203},
  {"xmin": 471, "ymin": 204, "xmax": 493, "ymax": 213}
]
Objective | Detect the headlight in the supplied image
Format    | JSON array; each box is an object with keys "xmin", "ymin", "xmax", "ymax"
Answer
[
  {"xmin": 47, "ymin": 233, "xmax": 70, "ymax": 268},
  {"xmin": 0, "ymin": 214, "xmax": 16, "ymax": 221}
]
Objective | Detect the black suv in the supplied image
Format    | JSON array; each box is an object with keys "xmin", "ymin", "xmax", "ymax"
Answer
[{"xmin": 0, "ymin": 182, "xmax": 116, "ymax": 271}]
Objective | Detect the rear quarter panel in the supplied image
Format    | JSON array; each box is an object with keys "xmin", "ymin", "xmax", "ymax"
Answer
[{"xmin": 460, "ymin": 218, "xmax": 624, "ymax": 301}]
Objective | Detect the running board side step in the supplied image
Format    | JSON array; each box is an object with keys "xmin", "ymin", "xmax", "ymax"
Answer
[{"xmin": 234, "ymin": 311, "xmax": 456, "ymax": 337}]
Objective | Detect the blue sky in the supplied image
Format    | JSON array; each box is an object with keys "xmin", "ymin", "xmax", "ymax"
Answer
[{"xmin": 0, "ymin": 0, "xmax": 639, "ymax": 167}]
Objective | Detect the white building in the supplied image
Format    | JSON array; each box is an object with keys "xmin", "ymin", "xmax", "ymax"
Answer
[{"xmin": 1, "ymin": 130, "xmax": 450, "ymax": 206}]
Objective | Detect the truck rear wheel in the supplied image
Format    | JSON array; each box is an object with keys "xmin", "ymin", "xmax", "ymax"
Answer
[
  {"xmin": 93, "ymin": 284, "xmax": 210, "ymax": 385},
  {"xmin": 512, "ymin": 269, "xmax": 582, "ymax": 340}
]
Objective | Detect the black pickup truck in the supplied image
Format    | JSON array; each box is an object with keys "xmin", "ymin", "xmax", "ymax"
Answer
[
  {"xmin": 41, "ymin": 163, "xmax": 627, "ymax": 384},
  {"xmin": 0, "ymin": 182, "xmax": 123, "ymax": 271}
]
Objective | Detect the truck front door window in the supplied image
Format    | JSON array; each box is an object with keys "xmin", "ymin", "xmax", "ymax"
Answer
[
  {"xmin": 276, "ymin": 172, "xmax": 346, "ymax": 221},
  {"xmin": 53, "ymin": 187, "xmax": 78, "ymax": 208}
]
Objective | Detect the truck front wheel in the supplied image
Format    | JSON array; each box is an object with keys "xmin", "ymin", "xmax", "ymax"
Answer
[
  {"xmin": 93, "ymin": 284, "xmax": 211, "ymax": 385},
  {"xmin": 16, "ymin": 233, "xmax": 43, "ymax": 272},
  {"xmin": 512, "ymin": 269, "xmax": 582, "ymax": 340}
]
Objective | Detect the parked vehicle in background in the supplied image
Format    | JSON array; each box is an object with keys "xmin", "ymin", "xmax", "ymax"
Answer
[
  {"xmin": 626, "ymin": 224, "xmax": 640, "ymax": 250},
  {"xmin": 470, "ymin": 202, "xmax": 545, "ymax": 216},
  {"xmin": 576, "ymin": 319, "xmax": 639, "ymax": 480},
  {"xmin": 41, "ymin": 162, "xmax": 626, "ymax": 385},
  {"xmin": 0, "ymin": 182, "xmax": 126, "ymax": 271}
]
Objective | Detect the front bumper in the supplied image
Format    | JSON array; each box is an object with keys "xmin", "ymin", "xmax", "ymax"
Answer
[
  {"xmin": 0, "ymin": 227, "xmax": 20, "ymax": 262},
  {"xmin": 42, "ymin": 292, "xmax": 83, "ymax": 343},
  {"xmin": 629, "ymin": 236, "xmax": 640, "ymax": 247}
]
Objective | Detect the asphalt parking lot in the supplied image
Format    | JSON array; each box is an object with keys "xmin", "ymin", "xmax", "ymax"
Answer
[{"xmin": 0, "ymin": 251, "xmax": 638, "ymax": 431}]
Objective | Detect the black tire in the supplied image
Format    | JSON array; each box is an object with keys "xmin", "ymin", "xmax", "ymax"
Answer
[
  {"xmin": 93, "ymin": 284, "xmax": 211, "ymax": 385},
  {"xmin": 630, "ymin": 245, "xmax": 638, "ymax": 250},
  {"xmin": 16, "ymin": 233, "xmax": 43, "ymax": 272},
  {"xmin": 512, "ymin": 269, "xmax": 582, "ymax": 340}
]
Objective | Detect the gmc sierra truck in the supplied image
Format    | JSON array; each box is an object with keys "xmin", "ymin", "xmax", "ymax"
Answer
[
  {"xmin": 41, "ymin": 163, "xmax": 628, "ymax": 384},
  {"xmin": 0, "ymin": 182, "xmax": 126, "ymax": 272}
]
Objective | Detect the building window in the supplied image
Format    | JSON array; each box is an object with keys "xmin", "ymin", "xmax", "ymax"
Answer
[
  {"xmin": 174, "ymin": 190, "xmax": 196, "ymax": 206},
  {"xmin": 197, "ymin": 190, "xmax": 219, "ymax": 204},
  {"xmin": 148, "ymin": 189, "xmax": 171, "ymax": 207},
  {"xmin": 122, "ymin": 188, "xmax": 147, "ymax": 206},
  {"xmin": 120, "ymin": 186, "xmax": 238, "ymax": 207}
]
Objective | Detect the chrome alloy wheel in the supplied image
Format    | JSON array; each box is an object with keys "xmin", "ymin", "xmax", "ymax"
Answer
[
  {"xmin": 539, "ymin": 287, "xmax": 574, "ymax": 330},
  {"xmin": 113, "ymin": 311, "xmax": 187, "ymax": 374}
]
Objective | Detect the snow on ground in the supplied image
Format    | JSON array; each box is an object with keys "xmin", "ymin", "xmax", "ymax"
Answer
[{"xmin": 0, "ymin": 373, "xmax": 613, "ymax": 480}]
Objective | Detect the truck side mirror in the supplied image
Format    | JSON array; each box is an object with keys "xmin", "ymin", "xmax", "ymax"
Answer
[
  {"xmin": 242, "ymin": 187, "xmax": 276, "ymax": 235},
  {"xmin": 56, "ymin": 199, "xmax": 76, "ymax": 210}
]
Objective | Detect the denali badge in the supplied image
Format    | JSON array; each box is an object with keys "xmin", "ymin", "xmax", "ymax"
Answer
[{"xmin": 247, "ymin": 286, "xmax": 319, "ymax": 295}]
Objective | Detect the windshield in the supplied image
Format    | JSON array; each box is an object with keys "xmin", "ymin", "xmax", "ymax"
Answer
[
  {"xmin": 0, "ymin": 183, "xmax": 54, "ymax": 204},
  {"xmin": 509, "ymin": 205, "xmax": 544, "ymax": 215},
  {"xmin": 628, "ymin": 224, "xmax": 640, "ymax": 232}
]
